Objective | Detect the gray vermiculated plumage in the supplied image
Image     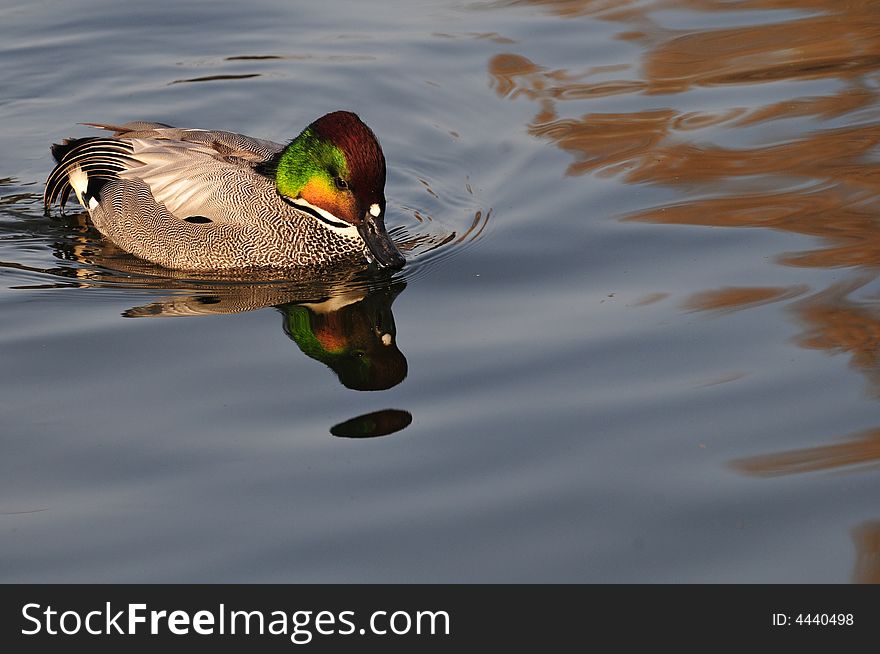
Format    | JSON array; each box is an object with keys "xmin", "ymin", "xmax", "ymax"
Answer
[{"xmin": 43, "ymin": 122, "xmax": 367, "ymax": 270}]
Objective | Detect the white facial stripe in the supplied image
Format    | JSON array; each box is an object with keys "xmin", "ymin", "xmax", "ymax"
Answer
[
  {"xmin": 301, "ymin": 289, "xmax": 367, "ymax": 313},
  {"xmin": 369, "ymin": 203, "xmax": 381, "ymax": 217},
  {"xmin": 290, "ymin": 197, "xmax": 356, "ymax": 233}
]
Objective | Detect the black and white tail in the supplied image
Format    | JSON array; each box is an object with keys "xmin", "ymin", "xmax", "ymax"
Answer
[{"xmin": 43, "ymin": 137, "xmax": 135, "ymax": 216}]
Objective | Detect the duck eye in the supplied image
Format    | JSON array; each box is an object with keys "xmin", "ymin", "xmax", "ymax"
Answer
[{"xmin": 334, "ymin": 177, "xmax": 349, "ymax": 191}]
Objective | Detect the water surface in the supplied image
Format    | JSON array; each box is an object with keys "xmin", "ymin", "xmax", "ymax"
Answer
[{"xmin": 2, "ymin": 0, "xmax": 880, "ymax": 582}]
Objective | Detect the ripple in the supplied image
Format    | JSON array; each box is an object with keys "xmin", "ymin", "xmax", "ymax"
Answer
[{"xmin": 169, "ymin": 73, "xmax": 261, "ymax": 85}]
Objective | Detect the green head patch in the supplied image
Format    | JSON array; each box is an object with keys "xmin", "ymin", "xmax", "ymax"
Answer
[{"xmin": 275, "ymin": 127, "xmax": 349, "ymax": 200}]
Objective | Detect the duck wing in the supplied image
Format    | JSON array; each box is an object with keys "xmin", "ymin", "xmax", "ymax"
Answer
[
  {"xmin": 46, "ymin": 122, "xmax": 288, "ymax": 224},
  {"xmin": 115, "ymin": 136, "xmax": 282, "ymax": 223},
  {"xmin": 83, "ymin": 122, "xmax": 283, "ymax": 164}
]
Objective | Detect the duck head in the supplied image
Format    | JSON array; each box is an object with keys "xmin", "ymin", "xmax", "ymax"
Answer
[{"xmin": 273, "ymin": 111, "xmax": 405, "ymax": 270}]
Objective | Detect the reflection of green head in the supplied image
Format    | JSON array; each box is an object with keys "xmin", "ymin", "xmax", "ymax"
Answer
[
  {"xmin": 283, "ymin": 305, "xmax": 348, "ymax": 361},
  {"xmin": 280, "ymin": 293, "xmax": 407, "ymax": 391}
]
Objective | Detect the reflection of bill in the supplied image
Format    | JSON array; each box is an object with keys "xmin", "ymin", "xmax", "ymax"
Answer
[
  {"xmin": 330, "ymin": 409, "xmax": 413, "ymax": 439},
  {"xmin": 280, "ymin": 280, "xmax": 408, "ymax": 391}
]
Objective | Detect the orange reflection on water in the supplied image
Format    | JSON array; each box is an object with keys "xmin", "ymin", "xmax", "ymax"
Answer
[
  {"xmin": 730, "ymin": 427, "xmax": 880, "ymax": 477},
  {"xmin": 852, "ymin": 521, "xmax": 880, "ymax": 584},
  {"xmin": 628, "ymin": 189, "xmax": 880, "ymax": 269},
  {"xmin": 490, "ymin": 48, "xmax": 880, "ymax": 191},
  {"xmin": 793, "ymin": 279, "xmax": 880, "ymax": 392},
  {"xmin": 682, "ymin": 285, "xmax": 807, "ymax": 313},
  {"xmin": 682, "ymin": 277, "xmax": 880, "ymax": 399},
  {"xmin": 488, "ymin": 0, "xmax": 880, "ymax": 583},
  {"xmin": 491, "ymin": 1, "xmax": 880, "ymax": 365},
  {"xmin": 490, "ymin": 0, "xmax": 880, "ymax": 484},
  {"xmin": 642, "ymin": 5, "xmax": 880, "ymax": 93},
  {"xmin": 490, "ymin": 0, "xmax": 880, "ymax": 244}
]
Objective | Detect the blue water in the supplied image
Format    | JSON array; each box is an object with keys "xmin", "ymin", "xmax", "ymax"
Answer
[{"xmin": 2, "ymin": 0, "xmax": 880, "ymax": 582}]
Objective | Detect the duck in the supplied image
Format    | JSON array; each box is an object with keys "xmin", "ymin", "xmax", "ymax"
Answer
[{"xmin": 43, "ymin": 111, "xmax": 406, "ymax": 271}]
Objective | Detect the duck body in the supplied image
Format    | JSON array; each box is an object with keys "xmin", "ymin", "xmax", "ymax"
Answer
[{"xmin": 43, "ymin": 112, "xmax": 405, "ymax": 271}]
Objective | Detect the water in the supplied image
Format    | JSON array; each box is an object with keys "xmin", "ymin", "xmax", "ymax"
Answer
[{"xmin": 2, "ymin": 0, "xmax": 880, "ymax": 582}]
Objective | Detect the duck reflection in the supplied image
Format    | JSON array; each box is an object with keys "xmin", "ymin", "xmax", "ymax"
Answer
[
  {"xmin": 116, "ymin": 274, "xmax": 408, "ymax": 393},
  {"xmin": 3, "ymin": 231, "xmax": 412, "ymax": 436},
  {"xmin": 121, "ymin": 267, "xmax": 409, "ymax": 394}
]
